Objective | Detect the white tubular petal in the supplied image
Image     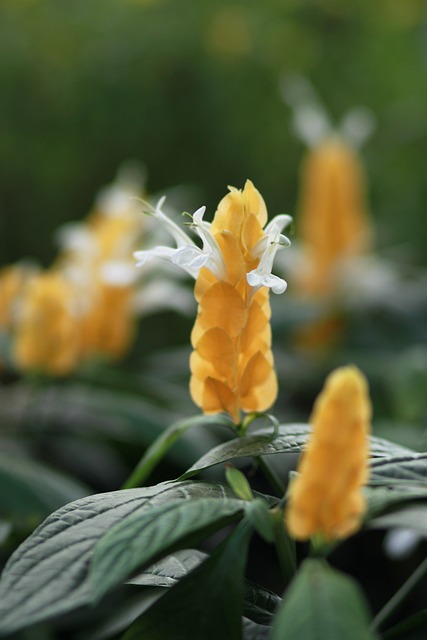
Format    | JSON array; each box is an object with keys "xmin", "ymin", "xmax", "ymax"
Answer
[
  {"xmin": 264, "ymin": 214, "xmax": 293, "ymax": 235},
  {"xmin": 190, "ymin": 205, "xmax": 226, "ymax": 280},
  {"xmin": 134, "ymin": 246, "xmax": 177, "ymax": 268},
  {"xmin": 149, "ymin": 196, "xmax": 196, "ymax": 249},
  {"xmin": 247, "ymin": 221, "xmax": 290, "ymax": 294}
]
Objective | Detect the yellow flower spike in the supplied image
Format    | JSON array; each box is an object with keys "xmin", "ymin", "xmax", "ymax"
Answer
[
  {"xmin": 286, "ymin": 365, "xmax": 371, "ymax": 543},
  {"xmin": 297, "ymin": 136, "xmax": 371, "ymax": 297},
  {"xmin": 134, "ymin": 181, "xmax": 292, "ymax": 425},
  {"xmin": 13, "ymin": 271, "xmax": 82, "ymax": 376}
]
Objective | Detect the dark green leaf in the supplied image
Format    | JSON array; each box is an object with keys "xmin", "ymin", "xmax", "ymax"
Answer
[
  {"xmin": 128, "ymin": 551, "xmax": 281, "ymax": 626},
  {"xmin": 271, "ymin": 559, "xmax": 378, "ymax": 640},
  {"xmin": 0, "ymin": 454, "xmax": 89, "ymax": 519},
  {"xmin": 243, "ymin": 581, "xmax": 281, "ymax": 625},
  {"xmin": 245, "ymin": 499, "xmax": 275, "ymax": 543},
  {"xmin": 369, "ymin": 504, "xmax": 427, "ymax": 535},
  {"xmin": 365, "ymin": 485, "xmax": 427, "ymax": 519},
  {"xmin": 0, "ymin": 480, "xmax": 237, "ymax": 635},
  {"xmin": 180, "ymin": 425, "xmax": 413, "ymax": 479},
  {"xmin": 370, "ymin": 453, "xmax": 427, "ymax": 485},
  {"xmin": 121, "ymin": 521, "xmax": 253, "ymax": 640},
  {"xmin": 126, "ymin": 549, "xmax": 208, "ymax": 588},
  {"xmin": 90, "ymin": 494, "xmax": 245, "ymax": 601}
]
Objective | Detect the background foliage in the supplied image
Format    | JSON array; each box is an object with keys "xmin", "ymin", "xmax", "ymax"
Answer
[{"xmin": 1, "ymin": 0, "xmax": 427, "ymax": 265}]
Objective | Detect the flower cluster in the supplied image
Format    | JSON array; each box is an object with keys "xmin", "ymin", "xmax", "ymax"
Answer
[
  {"xmin": 0, "ymin": 168, "xmax": 144, "ymax": 376},
  {"xmin": 135, "ymin": 180, "xmax": 291, "ymax": 423}
]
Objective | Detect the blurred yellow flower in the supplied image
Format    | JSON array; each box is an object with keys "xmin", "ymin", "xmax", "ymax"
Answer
[
  {"xmin": 286, "ymin": 365, "xmax": 371, "ymax": 542},
  {"xmin": 56, "ymin": 168, "xmax": 143, "ymax": 363},
  {"xmin": 135, "ymin": 180, "xmax": 292, "ymax": 424},
  {"xmin": 0, "ymin": 264, "xmax": 36, "ymax": 332},
  {"xmin": 297, "ymin": 136, "xmax": 371, "ymax": 297},
  {"xmin": 13, "ymin": 271, "xmax": 82, "ymax": 376}
]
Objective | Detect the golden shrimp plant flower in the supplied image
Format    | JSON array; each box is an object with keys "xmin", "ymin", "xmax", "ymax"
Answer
[
  {"xmin": 297, "ymin": 136, "xmax": 371, "ymax": 297},
  {"xmin": 286, "ymin": 365, "xmax": 371, "ymax": 543},
  {"xmin": 135, "ymin": 180, "xmax": 291, "ymax": 424}
]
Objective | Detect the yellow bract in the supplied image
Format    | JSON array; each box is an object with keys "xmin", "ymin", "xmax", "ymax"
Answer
[
  {"xmin": 190, "ymin": 180, "xmax": 277, "ymax": 424},
  {"xmin": 286, "ymin": 365, "xmax": 371, "ymax": 542}
]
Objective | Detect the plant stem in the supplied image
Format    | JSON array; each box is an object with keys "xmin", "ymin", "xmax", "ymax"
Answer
[
  {"xmin": 256, "ymin": 456, "xmax": 285, "ymax": 497},
  {"xmin": 371, "ymin": 555, "xmax": 427, "ymax": 632}
]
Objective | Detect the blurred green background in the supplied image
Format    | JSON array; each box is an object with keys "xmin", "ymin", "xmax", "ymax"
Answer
[{"xmin": 1, "ymin": 0, "xmax": 427, "ymax": 267}]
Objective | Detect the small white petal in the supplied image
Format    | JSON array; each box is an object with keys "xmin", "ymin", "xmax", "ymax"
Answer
[
  {"xmin": 246, "ymin": 271, "xmax": 287, "ymax": 294},
  {"xmin": 172, "ymin": 246, "xmax": 209, "ymax": 277}
]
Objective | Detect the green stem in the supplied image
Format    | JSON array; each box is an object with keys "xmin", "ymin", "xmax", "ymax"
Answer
[
  {"xmin": 256, "ymin": 456, "xmax": 285, "ymax": 497},
  {"xmin": 273, "ymin": 508, "xmax": 297, "ymax": 585},
  {"xmin": 122, "ymin": 413, "xmax": 234, "ymax": 489},
  {"xmin": 371, "ymin": 555, "xmax": 427, "ymax": 632}
]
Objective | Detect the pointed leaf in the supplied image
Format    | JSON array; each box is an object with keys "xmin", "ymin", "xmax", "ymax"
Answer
[
  {"xmin": 180, "ymin": 425, "xmax": 413, "ymax": 480},
  {"xmin": 127, "ymin": 549, "xmax": 208, "ymax": 588},
  {"xmin": 90, "ymin": 495, "xmax": 245, "ymax": 601},
  {"xmin": 243, "ymin": 580, "xmax": 281, "ymax": 625},
  {"xmin": 0, "ymin": 453, "xmax": 89, "ymax": 519},
  {"xmin": 121, "ymin": 521, "xmax": 253, "ymax": 640},
  {"xmin": 370, "ymin": 453, "xmax": 427, "ymax": 485},
  {"xmin": 365, "ymin": 486, "xmax": 427, "ymax": 519},
  {"xmin": 0, "ymin": 480, "xmax": 236, "ymax": 635},
  {"xmin": 271, "ymin": 559, "xmax": 378, "ymax": 640},
  {"xmin": 369, "ymin": 504, "xmax": 427, "ymax": 536}
]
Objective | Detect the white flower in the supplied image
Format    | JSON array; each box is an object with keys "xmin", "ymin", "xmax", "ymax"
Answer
[
  {"xmin": 247, "ymin": 215, "xmax": 292, "ymax": 294},
  {"xmin": 134, "ymin": 198, "xmax": 226, "ymax": 280}
]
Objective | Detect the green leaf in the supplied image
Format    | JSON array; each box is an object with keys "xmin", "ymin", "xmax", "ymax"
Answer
[
  {"xmin": 369, "ymin": 504, "xmax": 427, "ymax": 535},
  {"xmin": 270, "ymin": 559, "xmax": 378, "ymax": 640},
  {"xmin": 243, "ymin": 580, "xmax": 281, "ymax": 626},
  {"xmin": 0, "ymin": 453, "xmax": 89, "ymax": 519},
  {"xmin": 244, "ymin": 499, "xmax": 275, "ymax": 543},
  {"xmin": 121, "ymin": 520, "xmax": 253, "ymax": 640},
  {"xmin": 90, "ymin": 494, "xmax": 245, "ymax": 601},
  {"xmin": 0, "ymin": 480, "xmax": 238, "ymax": 635},
  {"xmin": 365, "ymin": 485, "xmax": 427, "ymax": 519},
  {"xmin": 126, "ymin": 549, "xmax": 208, "ymax": 588},
  {"xmin": 180, "ymin": 424, "xmax": 413, "ymax": 479},
  {"xmin": 225, "ymin": 465, "xmax": 254, "ymax": 501},
  {"xmin": 128, "ymin": 550, "xmax": 281, "ymax": 627},
  {"xmin": 370, "ymin": 453, "xmax": 427, "ymax": 485}
]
